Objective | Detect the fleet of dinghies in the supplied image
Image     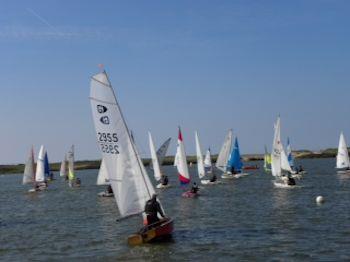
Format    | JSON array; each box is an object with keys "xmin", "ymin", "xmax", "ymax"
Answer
[{"xmin": 19, "ymin": 69, "xmax": 350, "ymax": 246}]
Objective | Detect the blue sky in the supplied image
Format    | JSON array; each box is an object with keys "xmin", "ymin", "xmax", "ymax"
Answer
[{"xmin": 1, "ymin": 0, "xmax": 350, "ymax": 164}]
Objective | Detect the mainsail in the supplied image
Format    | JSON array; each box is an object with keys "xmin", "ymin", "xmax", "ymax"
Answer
[
  {"xmin": 264, "ymin": 145, "xmax": 272, "ymax": 171},
  {"xmin": 204, "ymin": 148, "xmax": 212, "ymax": 168},
  {"xmin": 149, "ymin": 132, "xmax": 163, "ymax": 182},
  {"xmin": 271, "ymin": 117, "xmax": 282, "ymax": 177},
  {"xmin": 23, "ymin": 146, "xmax": 35, "ymax": 185},
  {"xmin": 67, "ymin": 145, "xmax": 75, "ymax": 181},
  {"xmin": 44, "ymin": 152, "xmax": 50, "ymax": 179},
  {"xmin": 286, "ymin": 137, "xmax": 294, "ymax": 168},
  {"xmin": 90, "ymin": 71, "xmax": 156, "ymax": 217},
  {"xmin": 216, "ymin": 129, "xmax": 233, "ymax": 172},
  {"xmin": 60, "ymin": 155, "xmax": 67, "ymax": 177},
  {"xmin": 195, "ymin": 131, "xmax": 206, "ymax": 179},
  {"xmin": 227, "ymin": 137, "xmax": 243, "ymax": 172},
  {"xmin": 157, "ymin": 138, "xmax": 171, "ymax": 165},
  {"xmin": 35, "ymin": 145, "xmax": 46, "ymax": 182},
  {"xmin": 336, "ymin": 132, "xmax": 350, "ymax": 169},
  {"xmin": 177, "ymin": 127, "xmax": 190, "ymax": 184}
]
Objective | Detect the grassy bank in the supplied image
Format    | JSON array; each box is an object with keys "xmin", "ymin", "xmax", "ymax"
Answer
[{"xmin": 0, "ymin": 148, "xmax": 342, "ymax": 175}]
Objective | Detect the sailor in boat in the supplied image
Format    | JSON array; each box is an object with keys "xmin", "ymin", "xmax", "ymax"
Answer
[
  {"xmin": 75, "ymin": 178, "xmax": 81, "ymax": 186},
  {"xmin": 48, "ymin": 172, "xmax": 55, "ymax": 181},
  {"xmin": 209, "ymin": 173, "xmax": 217, "ymax": 183},
  {"xmin": 230, "ymin": 166, "xmax": 237, "ymax": 175},
  {"xmin": 161, "ymin": 175, "xmax": 169, "ymax": 186},
  {"xmin": 106, "ymin": 185, "xmax": 113, "ymax": 194},
  {"xmin": 191, "ymin": 182, "xmax": 199, "ymax": 194},
  {"xmin": 284, "ymin": 174, "xmax": 296, "ymax": 186},
  {"xmin": 144, "ymin": 194, "xmax": 165, "ymax": 226}
]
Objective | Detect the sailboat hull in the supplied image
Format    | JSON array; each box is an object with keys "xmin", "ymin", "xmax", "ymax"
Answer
[
  {"xmin": 128, "ymin": 218, "xmax": 174, "ymax": 245},
  {"xmin": 156, "ymin": 183, "xmax": 171, "ymax": 189}
]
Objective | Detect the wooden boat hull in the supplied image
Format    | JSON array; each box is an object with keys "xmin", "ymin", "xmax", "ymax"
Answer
[{"xmin": 128, "ymin": 218, "xmax": 174, "ymax": 245}]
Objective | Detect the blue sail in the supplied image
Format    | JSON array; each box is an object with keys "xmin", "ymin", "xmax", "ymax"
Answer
[
  {"xmin": 287, "ymin": 137, "xmax": 294, "ymax": 168},
  {"xmin": 227, "ymin": 137, "xmax": 243, "ymax": 172},
  {"xmin": 44, "ymin": 152, "xmax": 50, "ymax": 178}
]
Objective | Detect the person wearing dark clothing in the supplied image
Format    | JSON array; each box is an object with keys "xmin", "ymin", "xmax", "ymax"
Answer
[
  {"xmin": 210, "ymin": 173, "xmax": 217, "ymax": 183},
  {"xmin": 287, "ymin": 176, "xmax": 296, "ymax": 186},
  {"xmin": 191, "ymin": 182, "xmax": 199, "ymax": 194},
  {"xmin": 161, "ymin": 175, "xmax": 169, "ymax": 186},
  {"xmin": 107, "ymin": 185, "xmax": 113, "ymax": 194},
  {"xmin": 298, "ymin": 165, "xmax": 304, "ymax": 172},
  {"xmin": 230, "ymin": 166, "xmax": 237, "ymax": 174},
  {"xmin": 144, "ymin": 194, "xmax": 165, "ymax": 225}
]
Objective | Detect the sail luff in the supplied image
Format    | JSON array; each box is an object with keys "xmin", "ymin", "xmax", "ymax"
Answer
[
  {"xmin": 60, "ymin": 155, "xmax": 67, "ymax": 177},
  {"xmin": 67, "ymin": 145, "xmax": 75, "ymax": 181}
]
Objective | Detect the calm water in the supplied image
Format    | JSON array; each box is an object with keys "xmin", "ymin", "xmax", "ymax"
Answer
[{"xmin": 1, "ymin": 158, "xmax": 350, "ymax": 261}]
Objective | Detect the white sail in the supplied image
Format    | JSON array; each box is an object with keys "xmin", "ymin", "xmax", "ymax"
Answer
[
  {"xmin": 271, "ymin": 118, "xmax": 282, "ymax": 177},
  {"xmin": 204, "ymin": 148, "xmax": 212, "ymax": 168},
  {"xmin": 173, "ymin": 146, "xmax": 179, "ymax": 166},
  {"xmin": 216, "ymin": 129, "xmax": 233, "ymax": 172},
  {"xmin": 35, "ymin": 145, "xmax": 46, "ymax": 182},
  {"xmin": 281, "ymin": 148, "xmax": 292, "ymax": 172},
  {"xmin": 336, "ymin": 132, "xmax": 350, "ymax": 169},
  {"xmin": 67, "ymin": 145, "xmax": 75, "ymax": 181},
  {"xmin": 90, "ymin": 71, "xmax": 155, "ymax": 217},
  {"xmin": 177, "ymin": 127, "xmax": 190, "ymax": 184},
  {"xmin": 157, "ymin": 138, "xmax": 171, "ymax": 165},
  {"xmin": 23, "ymin": 146, "xmax": 35, "ymax": 185},
  {"xmin": 195, "ymin": 131, "xmax": 206, "ymax": 179},
  {"xmin": 97, "ymin": 158, "xmax": 110, "ymax": 185},
  {"xmin": 149, "ymin": 132, "xmax": 162, "ymax": 182},
  {"xmin": 60, "ymin": 155, "xmax": 67, "ymax": 177}
]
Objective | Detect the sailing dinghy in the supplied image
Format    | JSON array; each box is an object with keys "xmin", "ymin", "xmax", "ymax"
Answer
[
  {"xmin": 336, "ymin": 132, "xmax": 350, "ymax": 173},
  {"xmin": 149, "ymin": 132, "xmax": 170, "ymax": 189},
  {"xmin": 175, "ymin": 127, "xmax": 197, "ymax": 197},
  {"xmin": 226, "ymin": 137, "xmax": 249, "ymax": 178},
  {"xmin": 216, "ymin": 129, "xmax": 234, "ymax": 179},
  {"xmin": 271, "ymin": 117, "xmax": 297, "ymax": 188},
  {"xmin": 195, "ymin": 132, "xmax": 219, "ymax": 185},
  {"xmin": 28, "ymin": 145, "xmax": 48, "ymax": 192},
  {"xmin": 90, "ymin": 70, "xmax": 173, "ymax": 244}
]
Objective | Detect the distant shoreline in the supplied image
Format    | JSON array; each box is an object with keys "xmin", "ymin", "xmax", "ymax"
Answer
[{"xmin": 0, "ymin": 149, "xmax": 340, "ymax": 175}]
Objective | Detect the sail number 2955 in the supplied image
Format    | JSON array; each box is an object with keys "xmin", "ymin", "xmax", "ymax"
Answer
[{"xmin": 97, "ymin": 132, "xmax": 119, "ymax": 154}]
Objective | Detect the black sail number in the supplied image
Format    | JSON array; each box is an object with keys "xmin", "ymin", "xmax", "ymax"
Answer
[{"xmin": 97, "ymin": 132, "xmax": 119, "ymax": 154}]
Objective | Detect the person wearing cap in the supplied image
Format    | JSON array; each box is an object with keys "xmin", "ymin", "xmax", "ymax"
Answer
[{"xmin": 144, "ymin": 194, "xmax": 165, "ymax": 225}]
